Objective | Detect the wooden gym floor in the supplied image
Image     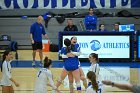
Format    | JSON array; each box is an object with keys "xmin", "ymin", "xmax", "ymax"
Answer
[{"xmin": 0, "ymin": 50, "xmax": 138, "ymax": 93}]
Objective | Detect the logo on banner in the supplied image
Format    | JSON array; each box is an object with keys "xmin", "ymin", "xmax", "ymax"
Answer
[{"xmin": 90, "ymin": 40, "xmax": 101, "ymax": 51}]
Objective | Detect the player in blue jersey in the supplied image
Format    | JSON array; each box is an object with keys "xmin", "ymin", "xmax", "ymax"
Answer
[
  {"xmin": 86, "ymin": 71, "xmax": 105, "ymax": 93},
  {"xmin": 56, "ymin": 38, "xmax": 81, "ymax": 93},
  {"xmin": 34, "ymin": 56, "xmax": 61, "ymax": 93},
  {"xmin": 30, "ymin": 16, "xmax": 49, "ymax": 66},
  {"xmin": 85, "ymin": 8, "xmax": 97, "ymax": 31},
  {"xmin": 68, "ymin": 36, "xmax": 87, "ymax": 93}
]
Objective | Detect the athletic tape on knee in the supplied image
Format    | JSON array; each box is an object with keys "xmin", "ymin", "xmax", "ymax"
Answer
[{"xmin": 76, "ymin": 82, "xmax": 81, "ymax": 90}]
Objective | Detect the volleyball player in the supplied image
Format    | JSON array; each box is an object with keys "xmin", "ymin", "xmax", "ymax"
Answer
[
  {"xmin": 34, "ymin": 56, "xmax": 60, "ymax": 93},
  {"xmin": 68, "ymin": 36, "xmax": 87, "ymax": 93},
  {"xmin": 56, "ymin": 38, "xmax": 81, "ymax": 93},
  {"xmin": 88, "ymin": 53, "xmax": 100, "ymax": 80},
  {"xmin": 0, "ymin": 50, "xmax": 19, "ymax": 93},
  {"xmin": 86, "ymin": 71, "xmax": 105, "ymax": 93}
]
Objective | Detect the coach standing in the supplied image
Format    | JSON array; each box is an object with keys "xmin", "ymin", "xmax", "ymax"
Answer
[{"xmin": 30, "ymin": 16, "xmax": 49, "ymax": 67}]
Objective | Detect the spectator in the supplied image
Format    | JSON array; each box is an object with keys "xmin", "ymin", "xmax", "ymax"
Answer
[
  {"xmin": 98, "ymin": 24, "xmax": 107, "ymax": 32},
  {"xmin": 84, "ymin": 8, "xmax": 97, "ymax": 31},
  {"xmin": 30, "ymin": 16, "xmax": 49, "ymax": 67},
  {"xmin": 102, "ymin": 80, "xmax": 140, "ymax": 93},
  {"xmin": 64, "ymin": 19, "xmax": 78, "ymax": 31},
  {"xmin": 112, "ymin": 22, "xmax": 120, "ymax": 32}
]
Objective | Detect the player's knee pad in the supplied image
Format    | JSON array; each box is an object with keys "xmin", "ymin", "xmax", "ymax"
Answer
[
  {"xmin": 76, "ymin": 82, "xmax": 81, "ymax": 90},
  {"xmin": 57, "ymin": 77, "xmax": 63, "ymax": 83}
]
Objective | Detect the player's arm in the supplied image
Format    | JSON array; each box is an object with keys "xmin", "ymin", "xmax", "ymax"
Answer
[
  {"xmin": 30, "ymin": 25, "xmax": 34, "ymax": 44},
  {"xmin": 60, "ymin": 53, "xmax": 68, "ymax": 58},
  {"xmin": 95, "ymin": 65, "xmax": 100, "ymax": 76},
  {"xmin": 42, "ymin": 25, "xmax": 50, "ymax": 40},
  {"xmin": 47, "ymin": 71, "xmax": 57, "ymax": 89},
  {"xmin": 71, "ymin": 51, "xmax": 81, "ymax": 56},
  {"xmin": 30, "ymin": 34, "xmax": 34, "ymax": 44},
  {"xmin": 84, "ymin": 16, "xmax": 90, "ymax": 26},
  {"xmin": 3, "ymin": 63, "xmax": 19, "ymax": 87},
  {"xmin": 102, "ymin": 80, "xmax": 133, "ymax": 91},
  {"xmin": 47, "ymin": 71, "xmax": 61, "ymax": 92},
  {"xmin": 71, "ymin": 45, "xmax": 81, "ymax": 56},
  {"xmin": 60, "ymin": 48, "xmax": 68, "ymax": 58},
  {"xmin": 10, "ymin": 78, "xmax": 19, "ymax": 87}
]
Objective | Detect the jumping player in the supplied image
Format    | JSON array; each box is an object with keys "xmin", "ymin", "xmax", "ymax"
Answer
[
  {"xmin": 68, "ymin": 36, "xmax": 87, "ymax": 93},
  {"xmin": 56, "ymin": 38, "xmax": 81, "ymax": 93}
]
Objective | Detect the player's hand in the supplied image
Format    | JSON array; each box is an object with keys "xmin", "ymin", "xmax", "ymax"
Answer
[
  {"xmin": 56, "ymin": 89, "xmax": 62, "ymax": 93},
  {"xmin": 15, "ymin": 82, "xmax": 20, "ymax": 87},
  {"xmin": 47, "ymin": 39, "xmax": 50, "ymax": 44},
  {"xmin": 67, "ymin": 53, "xmax": 75, "ymax": 57}
]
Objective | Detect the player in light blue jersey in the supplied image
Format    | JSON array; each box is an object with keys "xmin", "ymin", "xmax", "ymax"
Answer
[
  {"xmin": 88, "ymin": 53, "xmax": 100, "ymax": 81},
  {"xmin": 34, "ymin": 57, "xmax": 61, "ymax": 93},
  {"xmin": 0, "ymin": 50, "xmax": 19, "ymax": 93}
]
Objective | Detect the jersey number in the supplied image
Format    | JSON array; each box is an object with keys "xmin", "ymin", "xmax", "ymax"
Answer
[
  {"xmin": 38, "ymin": 71, "xmax": 42, "ymax": 77},
  {"xmin": 98, "ymin": 89, "xmax": 101, "ymax": 93}
]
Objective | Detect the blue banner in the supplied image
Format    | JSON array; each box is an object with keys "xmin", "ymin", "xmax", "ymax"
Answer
[{"xmin": 0, "ymin": 0, "xmax": 140, "ymax": 9}]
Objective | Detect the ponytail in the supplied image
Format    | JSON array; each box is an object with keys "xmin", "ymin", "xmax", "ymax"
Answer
[
  {"xmin": 91, "ymin": 75, "xmax": 98, "ymax": 93},
  {"xmin": 1, "ymin": 50, "xmax": 11, "ymax": 72},
  {"xmin": 66, "ymin": 46, "xmax": 71, "ymax": 53},
  {"xmin": 44, "ymin": 56, "xmax": 52, "ymax": 68},
  {"xmin": 64, "ymin": 38, "xmax": 71, "ymax": 53},
  {"xmin": 87, "ymin": 71, "xmax": 98, "ymax": 93}
]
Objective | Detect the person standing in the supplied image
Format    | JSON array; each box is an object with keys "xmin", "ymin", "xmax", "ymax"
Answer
[
  {"xmin": 30, "ymin": 16, "xmax": 49, "ymax": 66},
  {"xmin": 0, "ymin": 50, "xmax": 19, "ymax": 93},
  {"xmin": 84, "ymin": 8, "xmax": 97, "ymax": 31},
  {"xmin": 88, "ymin": 53, "xmax": 100, "ymax": 80}
]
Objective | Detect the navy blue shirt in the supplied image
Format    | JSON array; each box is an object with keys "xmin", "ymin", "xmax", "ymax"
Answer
[
  {"xmin": 84, "ymin": 14, "xmax": 97, "ymax": 31},
  {"xmin": 30, "ymin": 22, "xmax": 46, "ymax": 42}
]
